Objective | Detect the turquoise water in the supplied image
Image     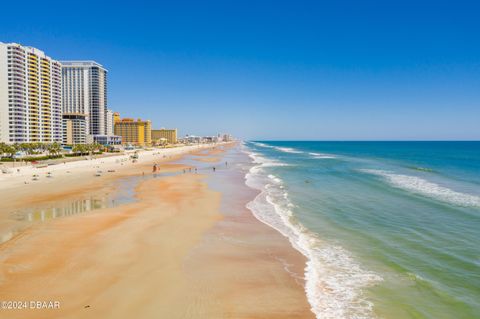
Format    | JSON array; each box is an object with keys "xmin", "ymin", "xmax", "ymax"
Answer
[{"xmin": 243, "ymin": 141, "xmax": 480, "ymax": 319}]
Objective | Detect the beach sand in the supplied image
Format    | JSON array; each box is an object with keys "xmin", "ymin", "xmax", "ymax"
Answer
[{"xmin": 0, "ymin": 144, "xmax": 314, "ymax": 318}]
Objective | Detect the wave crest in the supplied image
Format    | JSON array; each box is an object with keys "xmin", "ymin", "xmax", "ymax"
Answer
[{"xmin": 361, "ymin": 169, "xmax": 480, "ymax": 207}]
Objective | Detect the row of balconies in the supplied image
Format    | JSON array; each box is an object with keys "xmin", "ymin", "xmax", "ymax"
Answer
[{"xmin": 7, "ymin": 56, "xmax": 26, "ymax": 63}]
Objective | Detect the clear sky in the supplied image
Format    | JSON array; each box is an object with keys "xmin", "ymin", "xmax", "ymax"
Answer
[{"xmin": 1, "ymin": 0, "xmax": 479, "ymax": 140}]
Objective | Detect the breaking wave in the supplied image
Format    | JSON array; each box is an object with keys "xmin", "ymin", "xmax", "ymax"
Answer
[
  {"xmin": 361, "ymin": 169, "xmax": 480, "ymax": 208},
  {"xmin": 244, "ymin": 148, "xmax": 382, "ymax": 319}
]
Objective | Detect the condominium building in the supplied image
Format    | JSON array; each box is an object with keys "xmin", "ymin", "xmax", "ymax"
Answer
[
  {"xmin": 63, "ymin": 113, "xmax": 87, "ymax": 144},
  {"xmin": 152, "ymin": 128, "xmax": 177, "ymax": 144},
  {"xmin": 114, "ymin": 117, "xmax": 151, "ymax": 146},
  {"xmin": 106, "ymin": 108, "xmax": 114, "ymax": 136},
  {"xmin": 0, "ymin": 42, "xmax": 62, "ymax": 143},
  {"xmin": 61, "ymin": 61, "xmax": 107, "ymax": 136}
]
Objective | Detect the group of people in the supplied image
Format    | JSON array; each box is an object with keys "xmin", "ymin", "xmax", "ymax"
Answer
[{"xmin": 151, "ymin": 161, "xmax": 228, "ymax": 174}]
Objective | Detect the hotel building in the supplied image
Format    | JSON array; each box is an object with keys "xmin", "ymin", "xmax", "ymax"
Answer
[
  {"xmin": 61, "ymin": 61, "xmax": 107, "ymax": 136},
  {"xmin": 114, "ymin": 116, "xmax": 151, "ymax": 146},
  {"xmin": 152, "ymin": 128, "xmax": 177, "ymax": 145},
  {"xmin": 0, "ymin": 43, "xmax": 62, "ymax": 143}
]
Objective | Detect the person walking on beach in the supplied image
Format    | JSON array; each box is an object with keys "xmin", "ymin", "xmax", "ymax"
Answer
[{"xmin": 213, "ymin": 167, "xmax": 216, "ymax": 172}]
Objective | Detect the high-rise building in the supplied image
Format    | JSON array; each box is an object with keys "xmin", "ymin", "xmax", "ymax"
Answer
[
  {"xmin": 61, "ymin": 61, "xmax": 107, "ymax": 137},
  {"xmin": 0, "ymin": 42, "xmax": 62, "ymax": 143},
  {"xmin": 106, "ymin": 109, "xmax": 114, "ymax": 136},
  {"xmin": 63, "ymin": 113, "xmax": 87, "ymax": 145},
  {"xmin": 152, "ymin": 128, "xmax": 177, "ymax": 144},
  {"xmin": 114, "ymin": 116, "xmax": 151, "ymax": 146}
]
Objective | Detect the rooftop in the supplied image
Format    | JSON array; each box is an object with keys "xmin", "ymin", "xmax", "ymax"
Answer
[{"xmin": 60, "ymin": 60, "xmax": 106, "ymax": 70}]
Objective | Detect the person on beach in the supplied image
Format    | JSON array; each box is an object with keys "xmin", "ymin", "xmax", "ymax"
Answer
[
  {"xmin": 153, "ymin": 163, "xmax": 158, "ymax": 173},
  {"xmin": 213, "ymin": 167, "xmax": 216, "ymax": 172}
]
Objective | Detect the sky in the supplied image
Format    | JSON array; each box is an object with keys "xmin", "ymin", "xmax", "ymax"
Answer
[{"xmin": 1, "ymin": 0, "xmax": 479, "ymax": 140}]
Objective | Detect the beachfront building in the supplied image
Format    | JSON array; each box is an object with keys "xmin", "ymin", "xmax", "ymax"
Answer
[
  {"xmin": 87, "ymin": 134, "xmax": 122, "ymax": 146},
  {"xmin": 61, "ymin": 61, "xmax": 107, "ymax": 137},
  {"xmin": 106, "ymin": 108, "xmax": 114, "ymax": 136},
  {"xmin": 0, "ymin": 42, "xmax": 62, "ymax": 144},
  {"xmin": 114, "ymin": 117, "xmax": 152, "ymax": 146},
  {"xmin": 152, "ymin": 128, "xmax": 177, "ymax": 145},
  {"xmin": 62, "ymin": 113, "xmax": 87, "ymax": 144},
  {"xmin": 222, "ymin": 133, "xmax": 233, "ymax": 142},
  {"xmin": 184, "ymin": 135, "xmax": 203, "ymax": 144}
]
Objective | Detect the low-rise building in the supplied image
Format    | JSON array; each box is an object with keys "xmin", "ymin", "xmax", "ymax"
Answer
[{"xmin": 87, "ymin": 134, "xmax": 122, "ymax": 146}]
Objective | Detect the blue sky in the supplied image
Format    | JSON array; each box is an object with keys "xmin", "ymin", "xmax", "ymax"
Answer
[{"xmin": 1, "ymin": 0, "xmax": 479, "ymax": 140}]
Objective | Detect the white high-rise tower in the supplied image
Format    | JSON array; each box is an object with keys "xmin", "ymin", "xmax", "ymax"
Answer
[
  {"xmin": 0, "ymin": 42, "xmax": 62, "ymax": 143},
  {"xmin": 61, "ymin": 61, "xmax": 107, "ymax": 137}
]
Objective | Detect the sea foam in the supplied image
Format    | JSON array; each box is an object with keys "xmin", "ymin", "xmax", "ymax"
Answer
[
  {"xmin": 309, "ymin": 152, "xmax": 337, "ymax": 159},
  {"xmin": 361, "ymin": 169, "xmax": 480, "ymax": 208},
  {"xmin": 274, "ymin": 146, "xmax": 304, "ymax": 154},
  {"xmin": 250, "ymin": 142, "xmax": 274, "ymax": 148},
  {"xmin": 244, "ymin": 148, "xmax": 382, "ymax": 319}
]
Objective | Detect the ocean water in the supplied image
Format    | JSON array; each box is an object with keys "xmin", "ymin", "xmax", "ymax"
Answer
[{"xmin": 243, "ymin": 141, "xmax": 480, "ymax": 319}]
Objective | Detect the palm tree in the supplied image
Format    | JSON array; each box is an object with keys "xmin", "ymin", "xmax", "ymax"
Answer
[
  {"xmin": 0, "ymin": 143, "xmax": 17, "ymax": 159},
  {"xmin": 47, "ymin": 143, "xmax": 62, "ymax": 157},
  {"xmin": 73, "ymin": 144, "xmax": 87, "ymax": 155}
]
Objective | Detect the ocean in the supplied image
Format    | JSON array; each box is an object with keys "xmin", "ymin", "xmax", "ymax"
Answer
[{"xmin": 242, "ymin": 141, "xmax": 480, "ymax": 319}]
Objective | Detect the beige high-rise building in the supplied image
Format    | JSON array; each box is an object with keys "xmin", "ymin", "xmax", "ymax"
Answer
[
  {"xmin": 152, "ymin": 128, "xmax": 177, "ymax": 144},
  {"xmin": 114, "ymin": 116, "xmax": 151, "ymax": 146},
  {"xmin": 0, "ymin": 43, "xmax": 62, "ymax": 143},
  {"xmin": 106, "ymin": 109, "xmax": 114, "ymax": 136}
]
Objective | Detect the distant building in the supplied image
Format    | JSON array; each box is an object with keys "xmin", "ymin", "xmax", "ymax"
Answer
[
  {"xmin": 152, "ymin": 128, "xmax": 177, "ymax": 145},
  {"xmin": 106, "ymin": 109, "xmax": 114, "ymax": 136},
  {"xmin": 113, "ymin": 111, "xmax": 120, "ymax": 124},
  {"xmin": 114, "ymin": 116, "xmax": 151, "ymax": 146},
  {"xmin": 0, "ymin": 42, "xmax": 62, "ymax": 143},
  {"xmin": 61, "ymin": 61, "xmax": 108, "ymax": 136},
  {"xmin": 222, "ymin": 134, "xmax": 233, "ymax": 142},
  {"xmin": 184, "ymin": 135, "xmax": 203, "ymax": 144},
  {"xmin": 63, "ymin": 113, "xmax": 87, "ymax": 145}
]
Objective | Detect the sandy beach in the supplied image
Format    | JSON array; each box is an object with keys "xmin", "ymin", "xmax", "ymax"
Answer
[{"xmin": 0, "ymin": 143, "xmax": 314, "ymax": 318}]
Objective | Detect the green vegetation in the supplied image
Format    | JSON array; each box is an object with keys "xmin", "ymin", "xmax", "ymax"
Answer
[
  {"xmin": 71, "ymin": 143, "xmax": 104, "ymax": 155},
  {"xmin": 0, "ymin": 142, "xmax": 105, "ymax": 162},
  {"xmin": 0, "ymin": 155, "xmax": 63, "ymax": 162}
]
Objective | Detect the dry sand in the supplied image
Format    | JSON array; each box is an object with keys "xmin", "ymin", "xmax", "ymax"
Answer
[{"xmin": 0, "ymin": 144, "xmax": 314, "ymax": 318}]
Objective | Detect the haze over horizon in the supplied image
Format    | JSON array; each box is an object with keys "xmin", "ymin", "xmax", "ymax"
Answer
[{"xmin": 2, "ymin": 0, "xmax": 479, "ymax": 140}]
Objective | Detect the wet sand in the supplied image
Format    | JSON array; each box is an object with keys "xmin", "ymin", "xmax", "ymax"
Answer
[{"xmin": 0, "ymin": 145, "xmax": 314, "ymax": 318}]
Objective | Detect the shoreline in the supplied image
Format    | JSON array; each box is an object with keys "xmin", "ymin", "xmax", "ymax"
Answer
[{"xmin": 0, "ymin": 143, "xmax": 315, "ymax": 318}]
